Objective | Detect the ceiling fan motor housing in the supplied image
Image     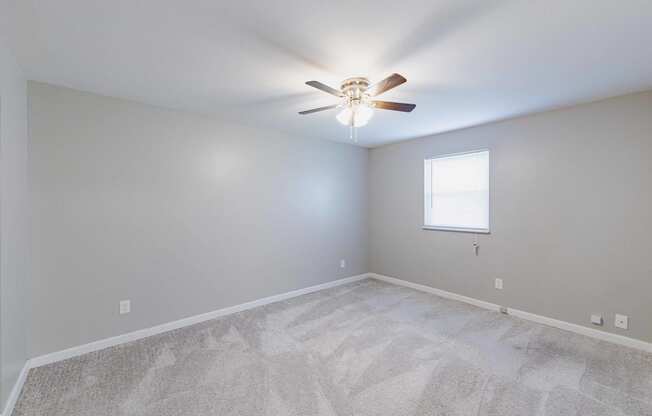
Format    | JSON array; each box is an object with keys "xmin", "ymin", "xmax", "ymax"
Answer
[{"xmin": 341, "ymin": 77, "xmax": 370, "ymax": 102}]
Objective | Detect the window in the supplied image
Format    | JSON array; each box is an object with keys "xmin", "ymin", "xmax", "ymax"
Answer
[{"xmin": 424, "ymin": 150, "xmax": 490, "ymax": 233}]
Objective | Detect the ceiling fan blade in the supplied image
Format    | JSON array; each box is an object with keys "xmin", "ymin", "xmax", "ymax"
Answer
[
  {"xmin": 298, "ymin": 104, "xmax": 340, "ymax": 115},
  {"xmin": 367, "ymin": 73, "xmax": 407, "ymax": 97},
  {"xmin": 372, "ymin": 100, "xmax": 416, "ymax": 112},
  {"xmin": 305, "ymin": 81, "xmax": 344, "ymax": 97}
]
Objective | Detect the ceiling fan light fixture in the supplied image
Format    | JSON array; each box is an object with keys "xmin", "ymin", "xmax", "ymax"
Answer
[
  {"xmin": 336, "ymin": 103, "xmax": 374, "ymax": 127},
  {"xmin": 300, "ymin": 74, "xmax": 414, "ymax": 137}
]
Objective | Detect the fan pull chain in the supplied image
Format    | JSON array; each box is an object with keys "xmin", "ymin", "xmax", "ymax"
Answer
[{"xmin": 349, "ymin": 125, "xmax": 358, "ymax": 142}]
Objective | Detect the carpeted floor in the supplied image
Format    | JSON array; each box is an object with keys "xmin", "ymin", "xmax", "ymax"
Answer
[{"xmin": 13, "ymin": 278, "xmax": 652, "ymax": 415}]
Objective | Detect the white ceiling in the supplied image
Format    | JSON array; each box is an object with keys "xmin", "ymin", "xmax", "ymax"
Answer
[{"xmin": 4, "ymin": 0, "xmax": 652, "ymax": 147}]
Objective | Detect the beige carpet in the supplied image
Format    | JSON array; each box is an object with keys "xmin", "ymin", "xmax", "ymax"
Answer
[{"xmin": 13, "ymin": 278, "xmax": 652, "ymax": 415}]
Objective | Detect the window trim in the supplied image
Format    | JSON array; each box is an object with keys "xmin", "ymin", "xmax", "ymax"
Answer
[{"xmin": 423, "ymin": 149, "xmax": 492, "ymax": 234}]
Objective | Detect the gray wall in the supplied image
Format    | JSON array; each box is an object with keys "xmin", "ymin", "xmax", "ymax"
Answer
[
  {"xmin": 23, "ymin": 81, "xmax": 652, "ymax": 358},
  {"xmin": 0, "ymin": 38, "xmax": 29, "ymax": 407},
  {"xmin": 28, "ymin": 82, "xmax": 368, "ymax": 357},
  {"xmin": 369, "ymin": 91, "xmax": 652, "ymax": 343}
]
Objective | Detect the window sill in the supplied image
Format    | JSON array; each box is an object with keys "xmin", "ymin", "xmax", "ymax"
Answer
[{"xmin": 422, "ymin": 225, "xmax": 491, "ymax": 234}]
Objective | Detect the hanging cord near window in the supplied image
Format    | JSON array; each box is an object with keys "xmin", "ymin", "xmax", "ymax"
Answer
[{"xmin": 473, "ymin": 233, "xmax": 479, "ymax": 256}]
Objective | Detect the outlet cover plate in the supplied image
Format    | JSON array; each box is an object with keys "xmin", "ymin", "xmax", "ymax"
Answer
[
  {"xmin": 120, "ymin": 300, "xmax": 131, "ymax": 315},
  {"xmin": 615, "ymin": 314, "xmax": 628, "ymax": 330}
]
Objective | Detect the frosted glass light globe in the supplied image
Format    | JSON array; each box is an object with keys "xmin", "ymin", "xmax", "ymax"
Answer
[{"xmin": 336, "ymin": 103, "xmax": 373, "ymax": 127}]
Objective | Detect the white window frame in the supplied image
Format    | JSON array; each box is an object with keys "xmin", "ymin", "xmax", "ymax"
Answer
[{"xmin": 423, "ymin": 149, "xmax": 492, "ymax": 234}]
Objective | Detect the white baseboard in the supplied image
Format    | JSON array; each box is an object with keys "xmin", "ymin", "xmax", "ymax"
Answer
[
  {"xmin": 1, "ymin": 361, "xmax": 30, "ymax": 416},
  {"xmin": 370, "ymin": 273, "xmax": 502, "ymax": 312},
  {"xmin": 370, "ymin": 273, "xmax": 652, "ymax": 354},
  {"xmin": 29, "ymin": 273, "xmax": 370, "ymax": 369},
  {"xmin": 505, "ymin": 308, "xmax": 652, "ymax": 353}
]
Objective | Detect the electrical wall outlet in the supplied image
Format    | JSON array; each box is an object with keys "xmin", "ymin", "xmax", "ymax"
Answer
[
  {"xmin": 340, "ymin": 259, "xmax": 346, "ymax": 269},
  {"xmin": 615, "ymin": 314, "xmax": 628, "ymax": 330},
  {"xmin": 119, "ymin": 300, "xmax": 131, "ymax": 315},
  {"xmin": 494, "ymin": 278, "xmax": 503, "ymax": 290},
  {"xmin": 590, "ymin": 314, "xmax": 603, "ymax": 326}
]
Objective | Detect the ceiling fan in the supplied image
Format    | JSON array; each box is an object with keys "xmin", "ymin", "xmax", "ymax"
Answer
[{"xmin": 298, "ymin": 73, "xmax": 415, "ymax": 139}]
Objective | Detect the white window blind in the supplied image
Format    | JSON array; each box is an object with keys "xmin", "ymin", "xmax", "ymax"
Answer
[{"xmin": 424, "ymin": 150, "xmax": 490, "ymax": 233}]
